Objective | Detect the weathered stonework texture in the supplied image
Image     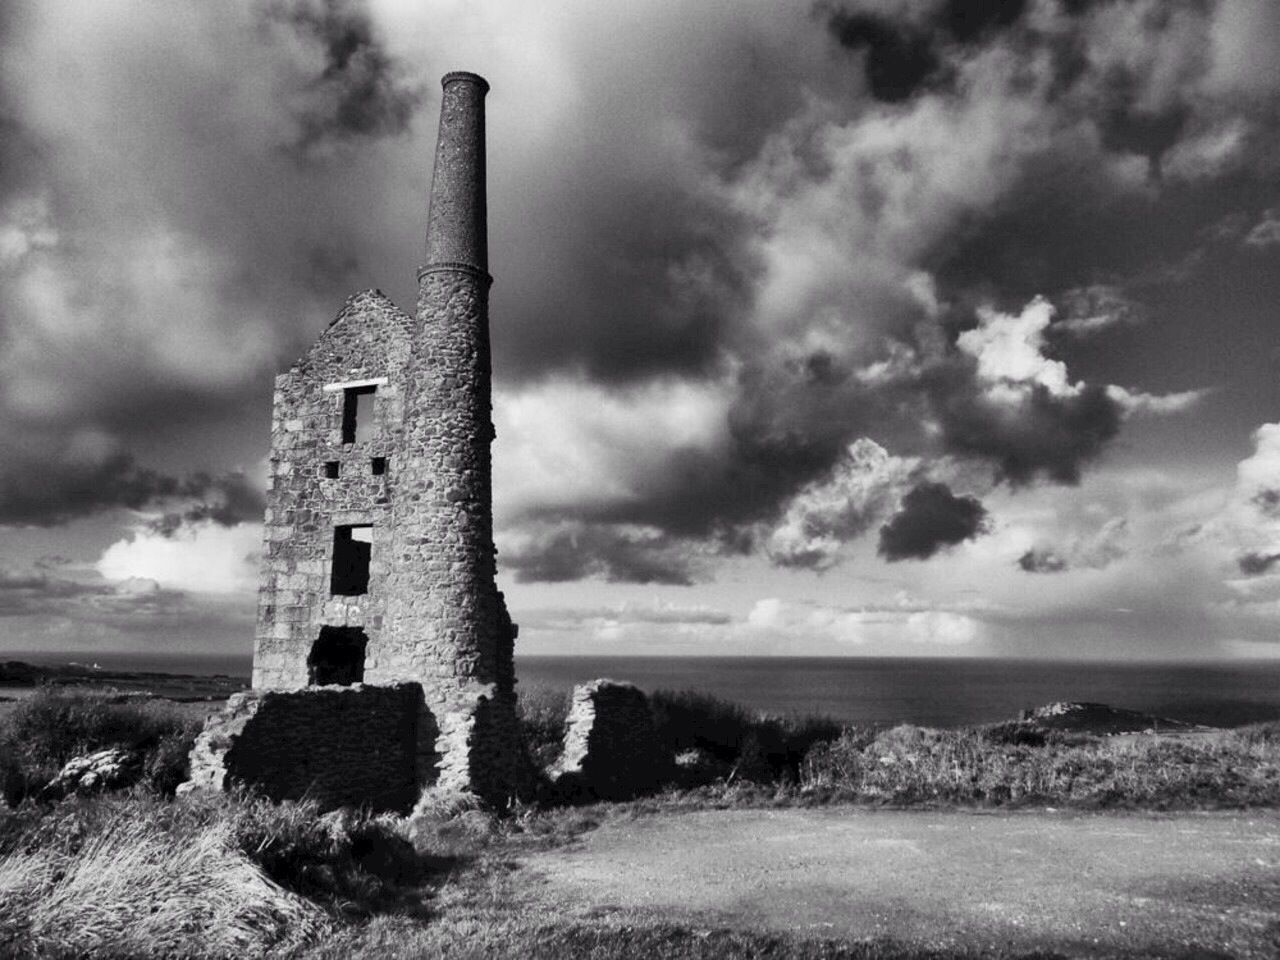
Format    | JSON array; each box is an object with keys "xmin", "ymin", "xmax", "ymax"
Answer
[
  {"xmin": 183, "ymin": 684, "xmax": 425, "ymax": 813},
  {"xmin": 551, "ymin": 680, "xmax": 666, "ymax": 800},
  {"xmin": 241, "ymin": 71, "xmax": 523, "ymax": 805}
]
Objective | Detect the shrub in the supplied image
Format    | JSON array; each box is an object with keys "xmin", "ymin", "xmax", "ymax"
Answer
[
  {"xmin": 0, "ymin": 690, "xmax": 200, "ymax": 803},
  {"xmin": 518, "ymin": 685, "xmax": 571, "ymax": 769},
  {"xmin": 1231, "ymin": 720, "xmax": 1280, "ymax": 746},
  {"xmin": 650, "ymin": 690, "xmax": 842, "ymax": 784},
  {"xmin": 650, "ymin": 690, "xmax": 756, "ymax": 763},
  {"xmin": 799, "ymin": 723, "xmax": 1280, "ymax": 809}
]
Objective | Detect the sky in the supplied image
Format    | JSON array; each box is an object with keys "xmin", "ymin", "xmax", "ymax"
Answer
[{"xmin": 1, "ymin": 0, "xmax": 1280, "ymax": 662}]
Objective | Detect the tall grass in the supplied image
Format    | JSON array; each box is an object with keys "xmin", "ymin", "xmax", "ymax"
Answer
[
  {"xmin": 0, "ymin": 814, "xmax": 328, "ymax": 958},
  {"xmin": 0, "ymin": 790, "xmax": 453, "ymax": 958}
]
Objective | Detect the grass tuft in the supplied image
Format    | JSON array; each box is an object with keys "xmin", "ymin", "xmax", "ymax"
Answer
[{"xmin": 0, "ymin": 807, "xmax": 328, "ymax": 958}]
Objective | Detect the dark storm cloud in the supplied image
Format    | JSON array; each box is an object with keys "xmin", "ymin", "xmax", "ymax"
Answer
[
  {"xmin": 939, "ymin": 0, "xmax": 1028, "ymax": 44},
  {"xmin": 1018, "ymin": 548, "xmax": 1069, "ymax": 573},
  {"xmin": 1237, "ymin": 551, "xmax": 1280, "ymax": 577},
  {"xmin": 1253, "ymin": 489, "xmax": 1280, "ymax": 518},
  {"xmin": 0, "ymin": 453, "xmax": 185, "ymax": 528},
  {"xmin": 823, "ymin": 8, "xmax": 942, "ymax": 103},
  {"xmin": 820, "ymin": 0, "xmax": 1029, "ymax": 102},
  {"xmin": 503, "ymin": 525, "xmax": 701, "ymax": 586},
  {"xmin": 499, "ymin": 178, "xmax": 757, "ymax": 386},
  {"xmin": 878, "ymin": 481, "xmax": 988, "ymax": 561},
  {"xmin": 0, "ymin": 450, "xmax": 263, "ymax": 530},
  {"xmin": 264, "ymin": 0, "xmax": 424, "ymax": 154},
  {"xmin": 933, "ymin": 379, "xmax": 1124, "ymax": 486},
  {"xmin": 147, "ymin": 472, "xmax": 266, "ymax": 536}
]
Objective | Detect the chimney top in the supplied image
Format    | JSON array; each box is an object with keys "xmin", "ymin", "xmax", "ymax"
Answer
[{"xmin": 441, "ymin": 71, "xmax": 489, "ymax": 93}]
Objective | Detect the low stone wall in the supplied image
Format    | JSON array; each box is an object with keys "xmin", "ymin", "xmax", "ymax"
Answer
[
  {"xmin": 182, "ymin": 683, "xmax": 428, "ymax": 813},
  {"xmin": 551, "ymin": 679, "xmax": 665, "ymax": 800}
]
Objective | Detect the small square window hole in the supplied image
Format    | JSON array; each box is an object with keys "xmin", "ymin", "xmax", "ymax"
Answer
[
  {"xmin": 324, "ymin": 461, "xmax": 340, "ymax": 479},
  {"xmin": 371, "ymin": 457, "xmax": 387, "ymax": 476}
]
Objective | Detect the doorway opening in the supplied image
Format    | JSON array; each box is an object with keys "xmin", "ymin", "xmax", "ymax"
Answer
[{"xmin": 308, "ymin": 626, "xmax": 368, "ymax": 686}]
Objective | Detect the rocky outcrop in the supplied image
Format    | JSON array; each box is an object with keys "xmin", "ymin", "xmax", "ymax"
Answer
[
  {"xmin": 42, "ymin": 749, "xmax": 142, "ymax": 800},
  {"xmin": 550, "ymin": 680, "xmax": 666, "ymax": 800},
  {"xmin": 1018, "ymin": 702, "xmax": 1213, "ymax": 735}
]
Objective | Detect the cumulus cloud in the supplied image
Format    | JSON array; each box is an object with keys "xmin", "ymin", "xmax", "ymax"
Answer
[
  {"xmin": 937, "ymin": 298, "xmax": 1198, "ymax": 484},
  {"xmin": 146, "ymin": 472, "xmax": 266, "ymax": 536},
  {"xmin": 1017, "ymin": 516, "xmax": 1128, "ymax": 574},
  {"xmin": 264, "ymin": 0, "xmax": 424, "ymax": 157},
  {"xmin": 0, "ymin": 0, "xmax": 429, "ymax": 528},
  {"xmin": 1054, "ymin": 284, "xmax": 1142, "ymax": 336},
  {"xmin": 499, "ymin": 522, "xmax": 702, "ymax": 586},
  {"xmin": 97, "ymin": 522, "xmax": 262, "ymax": 594},
  {"xmin": 878, "ymin": 481, "xmax": 989, "ymax": 562},
  {"xmin": 746, "ymin": 597, "xmax": 981, "ymax": 647},
  {"xmin": 1243, "ymin": 208, "xmax": 1280, "ymax": 248},
  {"xmin": 765, "ymin": 439, "xmax": 920, "ymax": 570},
  {"xmin": 0, "ymin": 557, "xmax": 252, "ymax": 652}
]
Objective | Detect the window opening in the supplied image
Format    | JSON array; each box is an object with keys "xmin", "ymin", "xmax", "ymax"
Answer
[
  {"xmin": 371, "ymin": 457, "xmax": 387, "ymax": 476},
  {"xmin": 330, "ymin": 524, "xmax": 373, "ymax": 596},
  {"xmin": 307, "ymin": 626, "xmax": 367, "ymax": 685},
  {"xmin": 324, "ymin": 461, "xmax": 340, "ymax": 479},
  {"xmin": 341, "ymin": 385, "xmax": 377, "ymax": 445}
]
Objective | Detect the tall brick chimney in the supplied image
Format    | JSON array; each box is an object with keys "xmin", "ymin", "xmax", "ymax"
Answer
[
  {"xmin": 384, "ymin": 70, "xmax": 521, "ymax": 802},
  {"xmin": 424, "ymin": 72, "xmax": 488, "ymax": 273}
]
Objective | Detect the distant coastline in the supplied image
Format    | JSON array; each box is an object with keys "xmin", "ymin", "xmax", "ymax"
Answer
[
  {"xmin": 3, "ymin": 652, "xmax": 1279, "ymax": 729},
  {"xmin": 0, "ymin": 658, "xmax": 248, "ymax": 702}
]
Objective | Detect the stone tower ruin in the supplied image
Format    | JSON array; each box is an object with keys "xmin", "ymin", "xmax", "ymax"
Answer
[{"xmin": 248, "ymin": 72, "xmax": 521, "ymax": 803}]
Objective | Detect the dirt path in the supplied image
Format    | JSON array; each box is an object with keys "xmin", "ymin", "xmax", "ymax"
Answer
[{"xmin": 526, "ymin": 808, "xmax": 1280, "ymax": 957}]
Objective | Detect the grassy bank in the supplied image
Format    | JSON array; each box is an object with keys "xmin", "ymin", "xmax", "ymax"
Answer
[{"xmin": 1, "ymin": 687, "xmax": 1277, "ymax": 957}]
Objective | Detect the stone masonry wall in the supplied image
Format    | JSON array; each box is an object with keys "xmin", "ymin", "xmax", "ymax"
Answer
[
  {"xmin": 551, "ymin": 680, "xmax": 665, "ymax": 800},
  {"xmin": 182, "ymin": 683, "xmax": 427, "ymax": 813},
  {"xmin": 252, "ymin": 288, "xmax": 413, "ymax": 693}
]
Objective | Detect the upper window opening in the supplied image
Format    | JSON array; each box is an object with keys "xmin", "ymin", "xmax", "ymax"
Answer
[
  {"xmin": 330, "ymin": 524, "xmax": 373, "ymax": 596},
  {"xmin": 341, "ymin": 385, "xmax": 377, "ymax": 445}
]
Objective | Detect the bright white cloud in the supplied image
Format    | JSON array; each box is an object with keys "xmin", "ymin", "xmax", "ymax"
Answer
[
  {"xmin": 493, "ymin": 375, "xmax": 731, "ymax": 523},
  {"xmin": 746, "ymin": 597, "xmax": 982, "ymax": 648},
  {"xmin": 958, "ymin": 296, "xmax": 1074, "ymax": 400},
  {"xmin": 96, "ymin": 521, "xmax": 261, "ymax": 594},
  {"xmin": 959, "ymin": 297, "xmax": 1206, "ymax": 416}
]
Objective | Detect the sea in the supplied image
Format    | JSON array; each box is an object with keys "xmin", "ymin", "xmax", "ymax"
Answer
[{"xmin": 7, "ymin": 651, "xmax": 1280, "ymax": 729}]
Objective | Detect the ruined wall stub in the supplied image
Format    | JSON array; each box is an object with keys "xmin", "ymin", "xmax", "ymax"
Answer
[
  {"xmin": 184, "ymin": 684, "xmax": 426, "ymax": 814},
  {"xmin": 250, "ymin": 72, "xmax": 522, "ymax": 804},
  {"xmin": 551, "ymin": 680, "xmax": 666, "ymax": 801}
]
